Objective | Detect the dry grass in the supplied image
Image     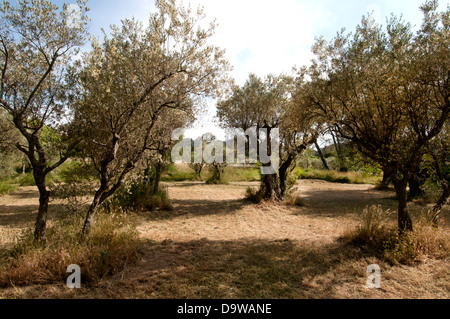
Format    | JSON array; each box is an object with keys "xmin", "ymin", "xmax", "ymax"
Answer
[
  {"xmin": 0, "ymin": 213, "xmax": 141, "ymax": 288},
  {"xmin": 341, "ymin": 205, "xmax": 450, "ymax": 265},
  {"xmin": 1, "ymin": 239, "xmax": 448, "ymax": 299},
  {"xmin": 0, "ymin": 180, "xmax": 448, "ymax": 299}
]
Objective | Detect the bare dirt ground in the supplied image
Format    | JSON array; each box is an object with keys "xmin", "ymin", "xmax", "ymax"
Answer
[
  {"xmin": 135, "ymin": 181, "xmax": 390, "ymax": 244},
  {"xmin": 0, "ymin": 180, "xmax": 449, "ymax": 299}
]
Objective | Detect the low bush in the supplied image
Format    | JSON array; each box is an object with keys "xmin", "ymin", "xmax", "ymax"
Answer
[
  {"xmin": 342, "ymin": 205, "xmax": 450, "ymax": 265},
  {"xmin": 0, "ymin": 180, "xmax": 17, "ymax": 195},
  {"xmin": 342, "ymin": 205, "xmax": 397, "ymax": 252},
  {"xmin": 225, "ymin": 166, "xmax": 260, "ymax": 182},
  {"xmin": 14, "ymin": 172, "xmax": 36, "ymax": 187},
  {"xmin": 108, "ymin": 179, "xmax": 173, "ymax": 212},
  {"xmin": 206, "ymin": 163, "xmax": 228, "ymax": 185}
]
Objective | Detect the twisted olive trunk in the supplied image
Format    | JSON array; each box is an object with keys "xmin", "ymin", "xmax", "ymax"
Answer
[
  {"xmin": 34, "ymin": 172, "xmax": 50, "ymax": 241},
  {"xmin": 392, "ymin": 179, "xmax": 414, "ymax": 235},
  {"xmin": 408, "ymin": 168, "xmax": 426, "ymax": 200},
  {"xmin": 279, "ymin": 155, "xmax": 295, "ymax": 197},
  {"xmin": 261, "ymin": 174, "xmax": 283, "ymax": 201},
  {"xmin": 152, "ymin": 161, "xmax": 163, "ymax": 195},
  {"xmin": 82, "ymin": 185, "xmax": 106, "ymax": 236}
]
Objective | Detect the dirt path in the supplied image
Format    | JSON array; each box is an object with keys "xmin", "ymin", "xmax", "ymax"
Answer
[{"xmin": 135, "ymin": 180, "xmax": 397, "ymax": 244}]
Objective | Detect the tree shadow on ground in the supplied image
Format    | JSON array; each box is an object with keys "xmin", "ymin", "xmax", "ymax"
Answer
[
  {"xmin": 26, "ymin": 238, "xmax": 385, "ymax": 299},
  {"xmin": 0, "ymin": 203, "xmax": 70, "ymax": 227},
  {"xmin": 291, "ymin": 187, "xmax": 399, "ymax": 218},
  {"xmin": 2, "ymin": 188, "xmax": 39, "ymax": 200},
  {"xmin": 137, "ymin": 198, "xmax": 248, "ymax": 221}
]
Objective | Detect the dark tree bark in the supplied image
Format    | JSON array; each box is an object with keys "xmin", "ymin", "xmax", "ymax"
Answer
[
  {"xmin": 430, "ymin": 153, "xmax": 450, "ymax": 227},
  {"xmin": 408, "ymin": 166, "xmax": 427, "ymax": 200},
  {"xmin": 314, "ymin": 139, "xmax": 329, "ymax": 170},
  {"xmin": 82, "ymin": 190, "xmax": 103, "ymax": 237},
  {"xmin": 392, "ymin": 178, "xmax": 414, "ymax": 235},
  {"xmin": 82, "ymin": 151, "xmax": 134, "ymax": 236},
  {"xmin": 408, "ymin": 173, "xmax": 425, "ymax": 200},
  {"xmin": 381, "ymin": 171, "xmax": 391, "ymax": 188},
  {"xmin": 259, "ymin": 125, "xmax": 283, "ymax": 201},
  {"xmin": 34, "ymin": 172, "xmax": 50, "ymax": 241},
  {"xmin": 279, "ymin": 155, "xmax": 294, "ymax": 197},
  {"xmin": 261, "ymin": 174, "xmax": 283, "ymax": 201},
  {"xmin": 330, "ymin": 129, "xmax": 343, "ymax": 158},
  {"xmin": 197, "ymin": 164, "xmax": 204, "ymax": 179},
  {"xmin": 152, "ymin": 161, "xmax": 163, "ymax": 195},
  {"xmin": 14, "ymin": 126, "xmax": 77, "ymax": 241}
]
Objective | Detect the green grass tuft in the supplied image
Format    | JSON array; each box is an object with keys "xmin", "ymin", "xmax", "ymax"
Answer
[
  {"xmin": 0, "ymin": 180, "xmax": 17, "ymax": 195},
  {"xmin": 296, "ymin": 168, "xmax": 380, "ymax": 185}
]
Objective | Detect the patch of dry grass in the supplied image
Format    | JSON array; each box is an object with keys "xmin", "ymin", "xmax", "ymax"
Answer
[
  {"xmin": 1, "ymin": 238, "xmax": 448, "ymax": 299},
  {"xmin": 0, "ymin": 213, "xmax": 141, "ymax": 288},
  {"xmin": 341, "ymin": 205, "xmax": 450, "ymax": 266}
]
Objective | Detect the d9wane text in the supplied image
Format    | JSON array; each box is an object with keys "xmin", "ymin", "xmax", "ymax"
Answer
[{"xmin": 177, "ymin": 303, "xmax": 272, "ymax": 316}]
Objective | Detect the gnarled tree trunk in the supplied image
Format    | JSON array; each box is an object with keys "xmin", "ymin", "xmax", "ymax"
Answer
[
  {"xmin": 261, "ymin": 174, "xmax": 283, "ymax": 201},
  {"xmin": 408, "ymin": 166, "xmax": 426, "ymax": 200},
  {"xmin": 278, "ymin": 155, "xmax": 295, "ymax": 197},
  {"xmin": 152, "ymin": 161, "xmax": 163, "ymax": 195},
  {"xmin": 34, "ymin": 172, "xmax": 50, "ymax": 241},
  {"xmin": 392, "ymin": 178, "xmax": 414, "ymax": 235}
]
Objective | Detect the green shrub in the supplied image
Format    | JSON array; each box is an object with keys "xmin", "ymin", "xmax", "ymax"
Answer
[
  {"xmin": 0, "ymin": 154, "xmax": 20, "ymax": 180},
  {"xmin": 225, "ymin": 166, "xmax": 260, "ymax": 182},
  {"xmin": 0, "ymin": 212, "xmax": 141, "ymax": 287},
  {"xmin": 295, "ymin": 168, "xmax": 380, "ymax": 184},
  {"xmin": 0, "ymin": 180, "xmax": 17, "ymax": 195},
  {"xmin": 206, "ymin": 163, "xmax": 228, "ymax": 185},
  {"xmin": 161, "ymin": 164, "xmax": 198, "ymax": 182},
  {"xmin": 54, "ymin": 161, "xmax": 97, "ymax": 184},
  {"xmin": 108, "ymin": 179, "xmax": 173, "ymax": 212}
]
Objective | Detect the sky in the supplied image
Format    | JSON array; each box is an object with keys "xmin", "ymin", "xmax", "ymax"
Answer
[{"xmin": 54, "ymin": 0, "xmax": 449, "ymax": 140}]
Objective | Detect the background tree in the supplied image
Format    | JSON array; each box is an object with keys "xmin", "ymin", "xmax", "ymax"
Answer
[
  {"xmin": 305, "ymin": 1, "xmax": 449, "ymax": 234},
  {"xmin": 75, "ymin": 0, "xmax": 230, "ymax": 235},
  {"xmin": 143, "ymin": 107, "xmax": 194, "ymax": 194},
  {"xmin": 217, "ymin": 73, "xmax": 320, "ymax": 200},
  {"xmin": 0, "ymin": 0, "xmax": 89, "ymax": 240},
  {"xmin": 426, "ymin": 124, "xmax": 450, "ymax": 226},
  {"xmin": 188, "ymin": 136, "xmax": 208, "ymax": 180},
  {"xmin": 313, "ymin": 138, "xmax": 329, "ymax": 171}
]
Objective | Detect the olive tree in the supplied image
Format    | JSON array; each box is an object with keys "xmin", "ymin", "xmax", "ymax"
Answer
[
  {"xmin": 305, "ymin": 1, "xmax": 449, "ymax": 234},
  {"xmin": 75, "ymin": 0, "xmax": 230, "ymax": 235},
  {"xmin": 217, "ymin": 73, "xmax": 320, "ymax": 200},
  {"xmin": 0, "ymin": 0, "xmax": 89, "ymax": 240}
]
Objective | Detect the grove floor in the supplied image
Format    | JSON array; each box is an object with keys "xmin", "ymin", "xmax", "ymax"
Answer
[{"xmin": 0, "ymin": 180, "xmax": 448, "ymax": 299}]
